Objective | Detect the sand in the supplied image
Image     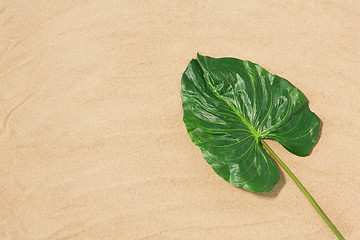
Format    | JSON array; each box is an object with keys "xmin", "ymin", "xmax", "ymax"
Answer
[{"xmin": 1, "ymin": 1, "xmax": 359, "ymax": 239}]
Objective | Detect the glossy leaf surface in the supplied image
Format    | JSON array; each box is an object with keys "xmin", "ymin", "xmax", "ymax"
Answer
[{"xmin": 181, "ymin": 54, "xmax": 320, "ymax": 192}]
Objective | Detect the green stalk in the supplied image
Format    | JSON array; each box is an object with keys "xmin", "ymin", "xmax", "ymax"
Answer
[{"xmin": 260, "ymin": 139, "xmax": 345, "ymax": 240}]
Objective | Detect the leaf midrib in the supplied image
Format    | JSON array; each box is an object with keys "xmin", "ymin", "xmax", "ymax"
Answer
[{"xmin": 197, "ymin": 59, "xmax": 260, "ymax": 139}]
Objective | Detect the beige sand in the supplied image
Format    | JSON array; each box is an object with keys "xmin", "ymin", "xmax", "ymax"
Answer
[{"xmin": 1, "ymin": 1, "xmax": 359, "ymax": 239}]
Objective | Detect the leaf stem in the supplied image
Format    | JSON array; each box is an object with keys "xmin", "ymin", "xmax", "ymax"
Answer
[{"xmin": 260, "ymin": 139, "xmax": 345, "ymax": 240}]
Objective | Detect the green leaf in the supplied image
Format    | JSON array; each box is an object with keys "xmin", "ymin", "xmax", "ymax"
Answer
[{"xmin": 181, "ymin": 54, "xmax": 320, "ymax": 192}]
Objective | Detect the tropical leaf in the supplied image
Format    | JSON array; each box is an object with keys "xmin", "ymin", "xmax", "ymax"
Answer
[{"xmin": 181, "ymin": 54, "xmax": 320, "ymax": 192}]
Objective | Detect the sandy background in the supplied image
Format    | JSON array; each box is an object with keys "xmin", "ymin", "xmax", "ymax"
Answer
[{"xmin": 1, "ymin": 0, "xmax": 359, "ymax": 239}]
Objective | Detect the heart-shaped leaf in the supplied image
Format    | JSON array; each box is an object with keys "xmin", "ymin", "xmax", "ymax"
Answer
[{"xmin": 181, "ymin": 54, "xmax": 320, "ymax": 192}]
